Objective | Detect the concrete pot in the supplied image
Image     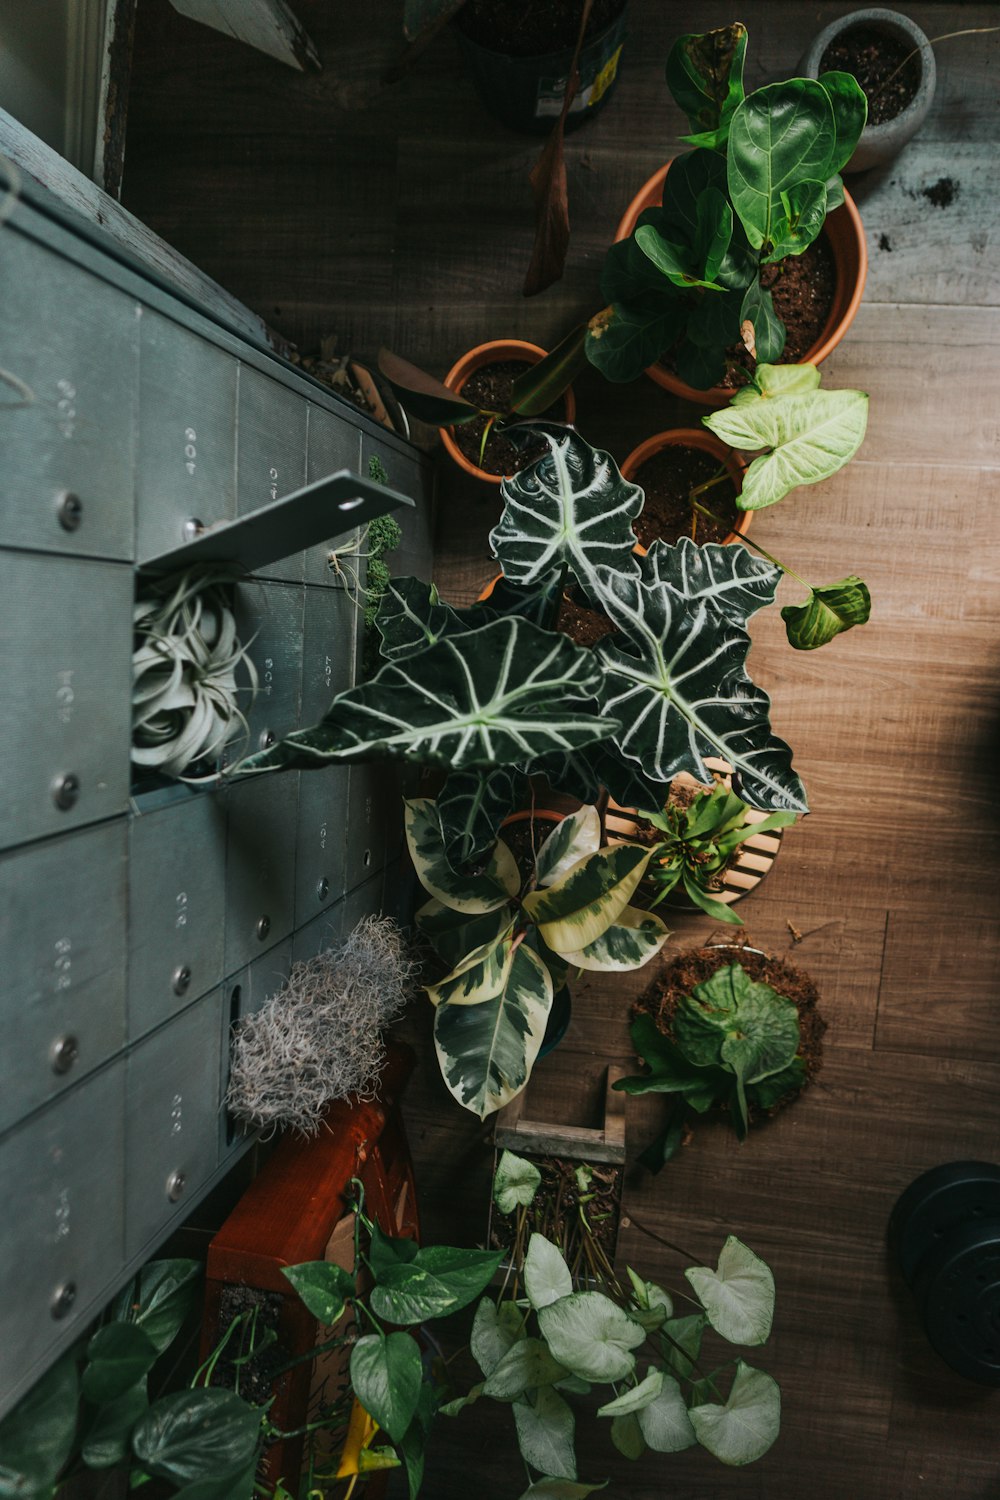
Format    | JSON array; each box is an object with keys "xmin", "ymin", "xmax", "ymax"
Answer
[{"xmin": 800, "ymin": 8, "xmax": 936, "ymax": 174}]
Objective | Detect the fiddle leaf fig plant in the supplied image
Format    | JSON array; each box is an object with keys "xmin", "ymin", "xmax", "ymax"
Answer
[
  {"xmin": 410, "ymin": 799, "xmax": 668, "ymax": 1118},
  {"xmin": 585, "ymin": 23, "xmax": 867, "ymax": 390}
]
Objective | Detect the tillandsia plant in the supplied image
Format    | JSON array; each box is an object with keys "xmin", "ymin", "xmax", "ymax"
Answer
[
  {"xmin": 132, "ymin": 565, "xmax": 257, "ymax": 779},
  {"xmin": 236, "ymin": 426, "xmax": 812, "ymax": 870},
  {"xmin": 438, "ymin": 1151, "xmax": 781, "ymax": 1485},
  {"xmin": 617, "ymin": 962, "xmax": 807, "ymax": 1144},
  {"xmin": 640, "ymin": 781, "xmax": 797, "ymax": 926},
  {"xmin": 377, "ymin": 330, "xmax": 585, "ymax": 465},
  {"xmin": 409, "ymin": 799, "xmax": 669, "ymax": 1118},
  {"xmin": 584, "ymin": 22, "xmax": 867, "ymax": 389}
]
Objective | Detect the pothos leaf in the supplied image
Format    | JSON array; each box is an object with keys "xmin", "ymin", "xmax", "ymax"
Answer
[{"xmin": 781, "ymin": 576, "xmax": 871, "ymax": 650}]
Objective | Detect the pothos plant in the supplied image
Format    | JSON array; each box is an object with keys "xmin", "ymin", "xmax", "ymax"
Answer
[
  {"xmin": 236, "ymin": 426, "xmax": 817, "ymax": 871},
  {"xmin": 437, "ymin": 1150, "xmax": 781, "ymax": 1485},
  {"xmin": 409, "ymin": 798, "xmax": 669, "ymax": 1119},
  {"xmin": 586, "ymin": 22, "xmax": 868, "ymax": 389}
]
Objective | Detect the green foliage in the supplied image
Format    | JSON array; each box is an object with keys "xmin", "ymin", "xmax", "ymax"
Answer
[
  {"xmin": 586, "ymin": 24, "xmax": 866, "ymax": 388},
  {"xmin": 616, "ymin": 962, "xmax": 808, "ymax": 1141},
  {"xmin": 412, "ymin": 798, "xmax": 669, "ymax": 1118},
  {"xmin": 640, "ymin": 781, "xmax": 797, "ymax": 926}
]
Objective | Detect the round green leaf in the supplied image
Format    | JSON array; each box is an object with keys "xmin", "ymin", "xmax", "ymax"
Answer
[
  {"xmin": 112, "ymin": 1258, "xmax": 202, "ymax": 1354},
  {"xmin": 82, "ymin": 1323, "xmax": 159, "ymax": 1403},
  {"xmin": 525, "ymin": 1234, "xmax": 573, "ymax": 1311},
  {"xmin": 537, "ymin": 1292, "xmax": 644, "ymax": 1383},
  {"xmin": 131, "ymin": 1389, "xmax": 261, "ymax": 1484},
  {"xmin": 349, "ymin": 1333, "xmax": 422, "ymax": 1446},
  {"xmin": 281, "ymin": 1261, "xmax": 355, "ymax": 1325},
  {"xmin": 685, "ymin": 1236, "xmax": 775, "ymax": 1346},
  {"xmin": 689, "ymin": 1360, "xmax": 780, "ymax": 1464},
  {"xmin": 370, "ymin": 1244, "xmax": 504, "ymax": 1325}
]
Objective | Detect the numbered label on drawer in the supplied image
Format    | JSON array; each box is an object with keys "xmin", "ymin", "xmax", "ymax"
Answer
[{"xmin": 237, "ymin": 365, "xmax": 307, "ymax": 582}]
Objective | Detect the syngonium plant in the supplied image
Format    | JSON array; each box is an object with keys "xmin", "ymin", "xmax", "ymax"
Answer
[
  {"xmin": 586, "ymin": 22, "xmax": 868, "ymax": 389},
  {"xmin": 409, "ymin": 798, "xmax": 670, "ymax": 1119},
  {"xmin": 237, "ymin": 426, "xmax": 814, "ymax": 869}
]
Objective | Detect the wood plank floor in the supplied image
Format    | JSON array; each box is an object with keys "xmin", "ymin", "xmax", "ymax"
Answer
[{"xmin": 121, "ymin": 3, "xmax": 1000, "ymax": 1495}]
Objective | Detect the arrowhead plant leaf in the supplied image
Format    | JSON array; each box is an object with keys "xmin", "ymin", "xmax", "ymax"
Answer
[
  {"xmin": 689, "ymin": 1360, "xmax": 780, "ymax": 1464},
  {"xmin": 686, "ymin": 1237, "xmax": 776, "ymax": 1347}
]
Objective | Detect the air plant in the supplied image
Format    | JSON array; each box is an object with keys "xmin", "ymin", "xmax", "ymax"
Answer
[{"xmin": 131, "ymin": 566, "xmax": 258, "ymax": 779}]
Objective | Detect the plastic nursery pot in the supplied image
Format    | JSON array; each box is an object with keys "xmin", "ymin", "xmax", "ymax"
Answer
[
  {"xmin": 620, "ymin": 428, "xmax": 750, "ymax": 550},
  {"xmin": 440, "ymin": 339, "xmax": 578, "ymax": 486},
  {"xmin": 452, "ymin": 2, "xmax": 628, "ymax": 136},
  {"xmin": 799, "ymin": 9, "xmax": 936, "ymax": 175},
  {"xmin": 614, "ymin": 161, "xmax": 868, "ymax": 407}
]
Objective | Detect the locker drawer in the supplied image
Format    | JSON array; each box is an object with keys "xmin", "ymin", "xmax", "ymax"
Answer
[
  {"xmin": 294, "ymin": 769, "xmax": 350, "ymax": 927},
  {"xmin": 301, "ymin": 583, "xmax": 357, "ymax": 724},
  {"xmin": 0, "ymin": 1063, "xmax": 125, "ymax": 1409},
  {"xmin": 345, "ymin": 762, "xmax": 403, "ymax": 894},
  {"xmin": 0, "ymin": 821, "xmax": 127, "ymax": 1133},
  {"xmin": 236, "ymin": 365, "xmax": 307, "ymax": 584},
  {"xmin": 136, "ymin": 310, "xmax": 238, "ymax": 563},
  {"xmin": 0, "ymin": 230, "xmax": 137, "ymax": 561},
  {"xmin": 304, "ymin": 403, "xmax": 361, "ymax": 584},
  {"xmin": 0, "ymin": 552, "xmax": 132, "ymax": 851},
  {"xmin": 128, "ymin": 792, "xmax": 228, "ymax": 1039},
  {"xmin": 224, "ymin": 774, "xmax": 299, "ymax": 973},
  {"xmin": 231, "ymin": 580, "xmax": 305, "ymax": 753},
  {"xmin": 124, "ymin": 991, "xmax": 224, "ymax": 1258}
]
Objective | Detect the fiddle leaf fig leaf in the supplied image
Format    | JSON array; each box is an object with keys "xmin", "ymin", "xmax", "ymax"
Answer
[
  {"xmin": 525, "ymin": 1234, "xmax": 574, "ymax": 1311},
  {"xmin": 585, "ymin": 302, "xmax": 684, "ymax": 385},
  {"xmin": 667, "ymin": 23, "xmax": 748, "ymax": 147},
  {"xmin": 688, "ymin": 1360, "xmax": 781, "ymax": 1465},
  {"xmin": 636, "ymin": 1372, "xmax": 697, "ymax": 1452},
  {"xmin": 238, "ymin": 617, "xmax": 614, "ymax": 777},
  {"xmin": 534, "ymin": 805, "xmax": 602, "ymax": 887},
  {"xmin": 523, "ymin": 844, "xmax": 653, "ymax": 955},
  {"xmin": 514, "ymin": 1387, "xmax": 577, "ymax": 1481},
  {"xmin": 727, "ymin": 81, "xmax": 837, "ymax": 252},
  {"xmin": 739, "ymin": 277, "xmax": 785, "ymax": 363},
  {"xmin": 435, "ymin": 767, "xmax": 525, "ymax": 868},
  {"xmin": 406, "ymin": 798, "xmax": 519, "ymax": 914},
  {"xmin": 781, "ymin": 576, "xmax": 871, "ymax": 650},
  {"xmin": 490, "ymin": 429, "xmax": 642, "ymax": 601},
  {"xmin": 557, "ymin": 905, "xmax": 669, "ymax": 973},
  {"xmin": 685, "ymin": 1237, "xmax": 776, "ymax": 1346},
  {"xmin": 537, "ymin": 1292, "xmax": 645, "ymax": 1383},
  {"xmin": 704, "ymin": 387, "xmax": 869, "ymax": 510},
  {"xmin": 433, "ymin": 941, "xmax": 553, "ymax": 1118},
  {"xmin": 493, "ymin": 1150, "xmax": 542, "ymax": 1216},
  {"xmin": 764, "ymin": 179, "xmax": 828, "ymax": 263},
  {"xmin": 592, "ymin": 559, "xmax": 808, "ymax": 814},
  {"xmin": 818, "ymin": 71, "xmax": 868, "ymax": 176}
]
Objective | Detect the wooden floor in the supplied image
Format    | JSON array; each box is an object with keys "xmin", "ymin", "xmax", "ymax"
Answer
[{"xmin": 121, "ymin": 3, "xmax": 1000, "ymax": 1495}]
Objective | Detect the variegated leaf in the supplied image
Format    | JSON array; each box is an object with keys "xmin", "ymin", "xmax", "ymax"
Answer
[
  {"xmin": 436, "ymin": 768, "xmax": 525, "ymax": 867},
  {"xmin": 425, "ymin": 929, "xmax": 517, "ymax": 1008},
  {"xmin": 406, "ymin": 798, "xmax": 519, "ymax": 914},
  {"xmin": 558, "ymin": 905, "xmax": 669, "ymax": 972},
  {"xmin": 490, "ymin": 428, "xmax": 642, "ymax": 602},
  {"xmin": 704, "ymin": 388, "xmax": 869, "ymax": 510},
  {"xmin": 592, "ymin": 566, "xmax": 808, "ymax": 813},
  {"xmin": 636, "ymin": 537, "xmax": 781, "ymax": 626},
  {"xmin": 534, "ymin": 806, "xmax": 602, "ymax": 887},
  {"xmin": 238, "ymin": 617, "xmax": 615, "ymax": 775},
  {"xmin": 433, "ymin": 942, "xmax": 554, "ymax": 1118},
  {"xmin": 416, "ymin": 899, "xmax": 516, "ymax": 970},
  {"xmin": 523, "ymin": 844, "xmax": 653, "ymax": 955}
]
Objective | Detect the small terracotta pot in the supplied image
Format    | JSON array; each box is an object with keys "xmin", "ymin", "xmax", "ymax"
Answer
[
  {"xmin": 621, "ymin": 428, "xmax": 750, "ymax": 550},
  {"xmin": 440, "ymin": 339, "xmax": 577, "ymax": 485},
  {"xmin": 614, "ymin": 162, "xmax": 868, "ymax": 406}
]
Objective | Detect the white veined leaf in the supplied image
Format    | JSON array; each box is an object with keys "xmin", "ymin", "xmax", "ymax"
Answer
[
  {"xmin": 688, "ymin": 1360, "xmax": 781, "ymax": 1465},
  {"xmin": 513, "ymin": 1387, "xmax": 577, "ymax": 1481},
  {"xmin": 523, "ymin": 845, "xmax": 653, "ymax": 955},
  {"xmin": 636, "ymin": 1372, "xmax": 697, "ymax": 1453},
  {"xmin": 685, "ymin": 1236, "xmax": 775, "ymax": 1346},
  {"xmin": 406, "ymin": 798, "xmax": 519, "ymax": 914},
  {"xmin": 728, "ymin": 361, "xmax": 821, "ymax": 404},
  {"xmin": 471, "ymin": 1297, "xmax": 526, "ymax": 1378},
  {"xmin": 534, "ymin": 806, "xmax": 602, "ymax": 887},
  {"xmin": 433, "ymin": 943, "xmax": 553, "ymax": 1119},
  {"xmin": 493, "ymin": 1150, "xmax": 542, "ymax": 1216},
  {"xmin": 482, "ymin": 1338, "xmax": 568, "ymax": 1401},
  {"xmin": 637, "ymin": 535, "xmax": 781, "ymax": 626},
  {"xmin": 537, "ymin": 1293, "xmax": 645, "ymax": 1384},
  {"xmin": 597, "ymin": 1367, "xmax": 663, "ymax": 1417},
  {"xmin": 610, "ymin": 1411, "xmax": 646, "ymax": 1459},
  {"xmin": 704, "ymin": 388, "xmax": 869, "ymax": 510},
  {"xmin": 516, "ymin": 1481, "xmax": 608, "ymax": 1499},
  {"xmin": 558, "ymin": 905, "xmax": 669, "ymax": 972},
  {"xmin": 524, "ymin": 1235, "xmax": 573, "ymax": 1311}
]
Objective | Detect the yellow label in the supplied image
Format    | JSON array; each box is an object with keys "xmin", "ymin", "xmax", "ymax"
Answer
[{"xmin": 589, "ymin": 45, "xmax": 623, "ymax": 107}]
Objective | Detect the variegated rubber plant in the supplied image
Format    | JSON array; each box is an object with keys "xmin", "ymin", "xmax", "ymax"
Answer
[{"xmin": 409, "ymin": 798, "xmax": 669, "ymax": 1118}]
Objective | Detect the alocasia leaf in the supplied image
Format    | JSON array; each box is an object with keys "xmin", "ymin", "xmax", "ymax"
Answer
[
  {"xmin": 638, "ymin": 537, "xmax": 781, "ymax": 626},
  {"xmin": 435, "ymin": 767, "xmax": 525, "ymax": 867}
]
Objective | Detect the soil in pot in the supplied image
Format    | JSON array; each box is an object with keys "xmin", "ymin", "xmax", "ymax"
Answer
[
  {"xmin": 456, "ymin": 0, "xmax": 626, "ymax": 57},
  {"xmin": 556, "ymin": 592, "xmax": 618, "ymax": 646},
  {"xmin": 635, "ymin": 940, "xmax": 826, "ymax": 1115},
  {"xmin": 820, "ymin": 25, "xmax": 920, "ymax": 125},
  {"xmin": 453, "ymin": 360, "xmax": 564, "ymax": 477},
  {"xmin": 631, "ymin": 444, "xmax": 739, "ymax": 548},
  {"xmin": 491, "ymin": 1154, "xmax": 622, "ymax": 1285}
]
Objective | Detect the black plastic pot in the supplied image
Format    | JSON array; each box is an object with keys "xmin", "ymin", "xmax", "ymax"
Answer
[
  {"xmin": 890, "ymin": 1161, "xmax": 1000, "ymax": 1385},
  {"xmin": 453, "ymin": 4, "xmax": 628, "ymax": 135}
]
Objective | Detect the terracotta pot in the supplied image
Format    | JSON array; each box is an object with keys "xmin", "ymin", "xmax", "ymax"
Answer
[
  {"xmin": 440, "ymin": 339, "xmax": 577, "ymax": 485},
  {"xmin": 614, "ymin": 162, "xmax": 868, "ymax": 406},
  {"xmin": 621, "ymin": 427, "xmax": 750, "ymax": 550}
]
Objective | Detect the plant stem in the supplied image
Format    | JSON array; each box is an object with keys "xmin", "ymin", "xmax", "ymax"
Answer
[
  {"xmin": 690, "ymin": 499, "xmax": 812, "ymax": 591},
  {"xmin": 872, "ymin": 26, "xmax": 999, "ymax": 101},
  {"xmin": 625, "ymin": 1211, "xmax": 703, "ymax": 1267}
]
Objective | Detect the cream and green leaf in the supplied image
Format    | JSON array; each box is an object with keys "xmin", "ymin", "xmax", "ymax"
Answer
[{"xmin": 406, "ymin": 798, "xmax": 518, "ymax": 914}]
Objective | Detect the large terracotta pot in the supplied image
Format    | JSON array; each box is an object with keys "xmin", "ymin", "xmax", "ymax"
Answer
[
  {"xmin": 621, "ymin": 427, "xmax": 750, "ymax": 550},
  {"xmin": 614, "ymin": 162, "xmax": 868, "ymax": 406},
  {"xmin": 440, "ymin": 339, "xmax": 577, "ymax": 485}
]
